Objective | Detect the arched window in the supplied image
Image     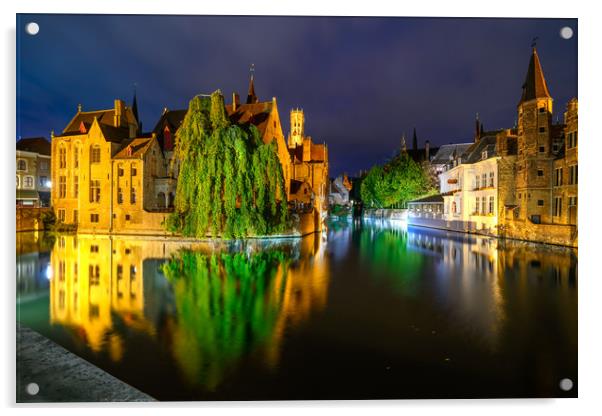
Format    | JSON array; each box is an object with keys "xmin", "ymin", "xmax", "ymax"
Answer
[
  {"xmin": 24, "ymin": 176, "xmax": 34, "ymax": 188},
  {"xmin": 452, "ymin": 201, "xmax": 457, "ymax": 214},
  {"xmin": 74, "ymin": 143, "xmax": 81, "ymax": 168},
  {"xmin": 90, "ymin": 145, "xmax": 101, "ymax": 164},
  {"xmin": 17, "ymin": 159, "xmax": 27, "ymax": 171},
  {"xmin": 59, "ymin": 146, "xmax": 67, "ymax": 168},
  {"xmin": 16, "ymin": 176, "xmax": 20, "ymax": 188}
]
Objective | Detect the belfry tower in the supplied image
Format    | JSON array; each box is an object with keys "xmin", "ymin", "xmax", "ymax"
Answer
[{"xmin": 288, "ymin": 108, "xmax": 305, "ymax": 148}]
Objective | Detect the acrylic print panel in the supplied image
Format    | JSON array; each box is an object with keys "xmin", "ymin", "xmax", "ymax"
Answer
[{"xmin": 16, "ymin": 14, "xmax": 578, "ymax": 402}]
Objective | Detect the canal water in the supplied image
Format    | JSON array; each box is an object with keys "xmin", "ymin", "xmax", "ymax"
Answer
[{"xmin": 16, "ymin": 219, "xmax": 577, "ymax": 400}]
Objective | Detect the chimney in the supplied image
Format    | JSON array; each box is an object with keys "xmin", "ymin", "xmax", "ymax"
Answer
[
  {"xmin": 425, "ymin": 140, "xmax": 430, "ymax": 161},
  {"xmin": 114, "ymin": 99, "xmax": 125, "ymax": 127},
  {"xmin": 232, "ymin": 92, "xmax": 240, "ymax": 111}
]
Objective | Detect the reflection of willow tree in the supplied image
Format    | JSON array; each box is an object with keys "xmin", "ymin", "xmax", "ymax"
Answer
[
  {"xmin": 161, "ymin": 249, "xmax": 290, "ymax": 391},
  {"xmin": 166, "ymin": 91, "xmax": 288, "ymax": 238},
  {"xmin": 358, "ymin": 226, "xmax": 424, "ymax": 295}
]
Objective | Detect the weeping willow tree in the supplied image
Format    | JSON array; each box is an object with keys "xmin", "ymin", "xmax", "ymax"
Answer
[
  {"xmin": 166, "ymin": 91, "xmax": 288, "ymax": 238},
  {"xmin": 161, "ymin": 249, "xmax": 290, "ymax": 390}
]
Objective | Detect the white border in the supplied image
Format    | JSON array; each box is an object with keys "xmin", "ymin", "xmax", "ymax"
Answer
[{"xmin": 2, "ymin": 1, "xmax": 602, "ymax": 415}]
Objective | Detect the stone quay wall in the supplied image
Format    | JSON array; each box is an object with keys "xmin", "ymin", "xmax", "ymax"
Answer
[
  {"xmin": 16, "ymin": 207, "xmax": 52, "ymax": 232},
  {"xmin": 502, "ymin": 219, "xmax": 577, "ymax": 248}
]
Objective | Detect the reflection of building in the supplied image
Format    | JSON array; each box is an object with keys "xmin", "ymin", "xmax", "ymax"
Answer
[
  {"xmin": 47, "ymin": 233, "xmax": 330, "ymax": 389},
  {"xmin": 16, "ymin": 137, "xmax": 51, "ymax": 207}
]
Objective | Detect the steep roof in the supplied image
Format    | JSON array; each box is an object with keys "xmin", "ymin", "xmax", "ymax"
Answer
[
  {"xmin": 431, "ymin": 143, "xmax": 473, "ymax": 165},
  {"xmin": 113, "ymin": 137, "xmax": 155, "ymax": 159},
  {"xmin": 459, "ymin": 134, "xmax": 498, "ymax": 164},
  {"xmin": 16, "ymin": 137, "xmax": 51, "ymax": 156},
  {"xmin": 225, "ymin": 102, "xmax": 273, "ymax": 140},
  {"xmin": 152, "ymin": 109, "xmax": 187, "ymax": 150},
  {"xmin": 519, "ymin": 48, "xmax": 552, "ymax": 104},
  {"xmin": 246, "ymin": 75, "xmax": 258, "ymax": 104},
  {"xmin": 58, "ymin": 104, "xmax": 137, "ymax": 141}
]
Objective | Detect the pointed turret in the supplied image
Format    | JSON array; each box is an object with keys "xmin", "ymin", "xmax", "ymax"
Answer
[
  {"xmin": 412, "ymin": 127, "xmax": 418, "ymax": 150},
  {"xmin": 519, "ymin": 47, "xmax": 551, "ymax": 105},
  {"xmin": 131, "ymin": 86, "xmax": 141, "ymax": 134},
  {"xmin": 246, "ymin": 64, "xmax": 258, "ymax": 104}
]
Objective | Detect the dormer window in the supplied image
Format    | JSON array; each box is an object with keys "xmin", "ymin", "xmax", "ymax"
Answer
[
  {"xmin": 482, "ymin": 150, "xmax": 488, "ymax": 160},
  {"xmin": 126, "ymin": 146, "xmax": 133, "ymax": 157}
]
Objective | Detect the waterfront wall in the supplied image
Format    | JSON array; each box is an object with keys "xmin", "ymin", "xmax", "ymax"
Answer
[
  {"xmin": 407, "ymin": 212, "xmax": 578, "ymax": 248},
  {"xmin": 363, "ymin": 208, "xmax": 408, "ymax": 221},
  {"xmin": 502, "ymin": 219, "xmax": 577, "ymax": 248},
  {"xmin": 78, "ymin": 211, "xmax": 172, "ymax": 236},
  {"xmin": 16, "ymin": 207, "xmax": 52, "ymax": 232}
]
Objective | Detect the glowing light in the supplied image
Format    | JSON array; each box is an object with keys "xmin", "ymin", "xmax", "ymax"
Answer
[{"xmin": 45, "ymin": 264, "xmax": 52, "ymax": 280}]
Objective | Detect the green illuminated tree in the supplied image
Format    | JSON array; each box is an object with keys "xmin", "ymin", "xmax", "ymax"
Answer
[
  {"xmin": 166, "ymin": 91, "xmax": 288, "ymax": 238},
  {"xmin": 360, "ymin": 152, "xmax": 434, "ymax": 208}
]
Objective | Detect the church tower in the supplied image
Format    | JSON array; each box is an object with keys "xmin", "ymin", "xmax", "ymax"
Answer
[
  {"xmin": 515, "ymin": 46, "xmax": 554, "ymax": 223},
  {"xmin": 288, "ymin": 108, "xmax": 305, "ymax": 148}
]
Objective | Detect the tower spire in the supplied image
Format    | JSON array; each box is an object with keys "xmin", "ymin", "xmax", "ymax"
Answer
[
  {"xmin": 412, "ymin": 127, "xmax": 418, "ymax": 151},
  {"xmin": 519, "ymin": 45, "xmax": 551, "ymax": 105},
  {"xmin": 132, "ymin": 83, "xmax": 141, "ymax": 134},
  {"xmin": 246, "ymin": 64, "xmax": 258, "ymax": 104}
]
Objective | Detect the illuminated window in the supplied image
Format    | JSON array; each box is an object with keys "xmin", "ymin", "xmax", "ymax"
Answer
[
  {"xmin": 90, "ymin": 145, "xmax": 101, "ymax": 163},
  {"xmin": 555, "ymin": 168, "xmax": 563, "ymax": 186},
  {"xmin": 569, "ymin": 165, "xmax": 578, "ymax": 184},
  {"xmin": 24, "ymin": 176, "xmax": 34, "ymax": 188},
  {"xmin": 17, "ymin": 159, "xmax": 27, "ymax": 171},
  {"xmin": 73, "ymin": 176, "xmax": 79, "ymax": 198},
  {"xmin": 59, "ymin": 147, "xmax": 67, "ymax": 168},
  {"xmin": 74, "ymin": 146, "xmax": 80, "ymax": 168},
  {"xmin": 130, "ymin": 187, "xmax": 137, "ymax": 204},
  {"xmin": 489, "ymin": 172, "xmax": 494, "ymax": 187},
  {"xmin": 59, "ymin": 176, "xmax": 66, "ymax": 197},
  {"xmin": 554, "ymin": 197, "xmax": 563, "ymax": 217},
  {"xmin": 57, "ymin": 209, "xmax": 66, "ymax": 223},
  {"xmin": 89, "ymin": 180, "xmax": 100, "ymax": 203},
  {"xmin": 489, "ymin": 196, "xmax": 494, "ymax": 214}
]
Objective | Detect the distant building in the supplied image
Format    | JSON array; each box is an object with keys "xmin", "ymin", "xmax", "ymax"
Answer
[
  {"xmin": 16, "ymin": 137, "xmax": 51, "ymax": 207},
  {"xmin": 328, "ymin": 174, "xmax": 352, "ymax": 206},
  {"xmin": 287, "ymin": 108, "xmax": 329, "ymax": 213}
]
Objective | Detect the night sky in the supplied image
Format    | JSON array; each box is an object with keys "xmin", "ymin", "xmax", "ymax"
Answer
[{"xmin": 16, "ymin": 14, "xmax": 577, "ymax": 176}]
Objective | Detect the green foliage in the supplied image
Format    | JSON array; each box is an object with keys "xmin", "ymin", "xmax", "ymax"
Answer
[
  {"xmin": 360, "ymin": 152, "xmax": 435, "ymax": 208},
  {"xmin": 160, "ymin": 249, "xmax": 289, "ymax": 390},
  {"xmin": 167, "ymin": 91, "xmax": 289, "ymax": 238}
]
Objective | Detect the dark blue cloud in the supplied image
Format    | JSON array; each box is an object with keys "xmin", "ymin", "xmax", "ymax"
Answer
[{"xmin": 16, "ymin": 14, "xmax": 577, "ymax": 176}]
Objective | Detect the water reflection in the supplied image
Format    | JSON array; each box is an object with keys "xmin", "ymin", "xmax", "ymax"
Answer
[
  {"xmin": 42, "ymin": 233, "xmax": 329, "ymax": 391},
  {"xmin": 16, "ymin": 223, "xmax": 577, "ymax": 399}
]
